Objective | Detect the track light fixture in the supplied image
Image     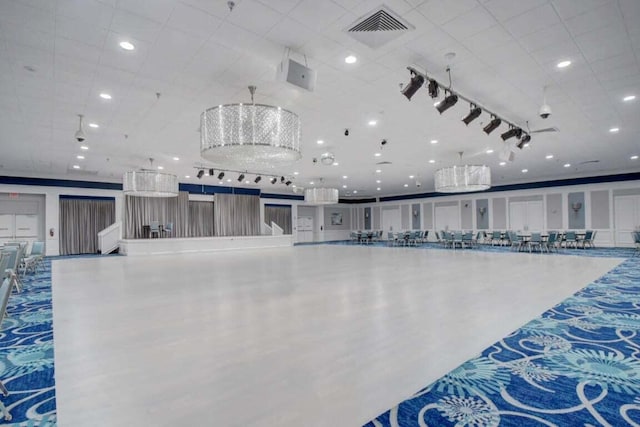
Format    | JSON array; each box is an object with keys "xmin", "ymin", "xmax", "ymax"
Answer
[
  {"xmin": 217, "ymin": 172, "xmax": 225, "ymax": 180},
  {"xmin": 280, "ymin": 176, "xmax": 285, "ymax": 183},
  {"xmin": 428, "ymin": 79, "xmax": 439, "ymax": 98},
  {"xmin": 402, "ymin": 72, "xmax": 425, "ymax": 101},
  {"xmin": 501, "ymin": 126, "xmax": 523, "ymax": 141},
  {"xmin": 462, "ymin": 105, "xmax": 482, "ymax": 125},
  {"xmin": 436, "ymin": 92, "xmax": 458, "ymax": 114},
  {"xmin": 271, "ymin": 177, "xmax": 277, "ymax": 184},
  {"xmin": 197, "ymin": 169, "xmax": 205, "ymax": 179},
  {"xmin": 517, "ymin": 134, "xmax": 531, "ymax": 149},
  {"xmin": 483, "ymin": 116, "xmax": 502, "ymax": 135},
  {"xmin": 237, "ymin": 173, "xmax": 245, "ymax": 182},
  {"xmin": 254, "ymin": 176, "xmax": 262, "ymax": 183},
  {"xmin": 285, "ymin": 180, "xmax": 292, "ymax": 186}
]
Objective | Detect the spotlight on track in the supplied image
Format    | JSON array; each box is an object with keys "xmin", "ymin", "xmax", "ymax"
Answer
[
  {"xmin": 435, "ymin": 92, "xmax": 458, "ymax": 114},
  {"xmin": 516, "ymin": 134, "xmax": 531, "ymax": 149},
  {"xmin": 428, "ymin": 79, "xmax": 439, "ymax": 98},
  {"xmin": 197, "ymin": 169, "xmax": 204, "ymax": 179},
  {"xmin": 209, "ymin": 168, "xmax": 214, "ymax": 176},
  {"xmin": 462, "ymin": 104, "xmax": 482, "ymax": 125},
  {"xmin": 483, "ymin": 116, "xmax": 501, "ymax": 135},
  {"xmin": 280, "ymin": 176, "xmax": 285, "ymax": 183},
  {"xmin": 237, "ymin": 173, "xmax": 245, "ymax": 182},
  {"xmin": 254, "ymin": 176, "xmax": 262, "ymax": 184},
  {"xmin": 217, "ymin": 172, "xmax": 225, "ymax": 180},
  {"xmin": 285, "ymin": 180, "xmax": 292, "ymax": 186},
  {"xmin": 270, "ymin": 177, "xmax": 277, "ymax": 184},
  {"xmin": 501, "ymin": 126, "xmax": 523, "ymax": 141},
  {"xmin": 402, "ymin": 72, "xmax": 425, "ymax": 101}
]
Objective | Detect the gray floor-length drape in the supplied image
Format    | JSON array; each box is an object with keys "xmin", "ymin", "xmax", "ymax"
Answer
[
  {"xmin": 188, "ymin": 201, "xmax": 214, "ymax": 237},
  {"xmin": 264, "ymin": 205, "xmax": 292, "ymax": 234},
  {"xmin": 214, "ymin": 194, "xmax": 260, "ymax": 236},
  {"xmin": 59, "ymin": 198, "xmax": 115, "ymax": 255},
  {"xmin": 123, "ymin": 192, "xmax": 189, "ymax": 238}
]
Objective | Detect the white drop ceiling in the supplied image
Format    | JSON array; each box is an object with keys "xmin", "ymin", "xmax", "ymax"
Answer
[{"xmin": 0, "ymin": 0, "xmax": 638, "ymax": 197}]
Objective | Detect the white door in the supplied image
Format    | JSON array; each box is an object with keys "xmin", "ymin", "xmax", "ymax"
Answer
[
  {"xmin": 435, "ymin": 205, "xmax": 460, "ymax": 231},
  {"xmin": 296, "ymin": 216, "xmax": 313, "ymax": 242},
  {"xmin": 0, "ymin": 214, "xmax": 13, "ymax": 246},
  {"xmin": 381, "ymin": 208, "xmax": 401, "ymax": 238},
  {"xmin": 614, "ymin": 196, "xmax": 640, "ymax": 246},
  {"xmin": 0, "ymin": 214, "xmax": 39, "ymax": 246}
]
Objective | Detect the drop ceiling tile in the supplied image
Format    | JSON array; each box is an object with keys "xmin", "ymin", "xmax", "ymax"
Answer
[
  {"xmin": 288, "ymin": 0, "xmax": 348, "ymax": 32},
  {"xmin": 482, "ymin": 0, "xmax": 547, "ymax": 22},
  {"xmin": 166, "ymin": 2, "xmax": 222, "ymax": 38},
  {"xmin": 503, "ymin": 4, "xmax": 560, "ymax": 39},
  {"xmin": 54, "ymin": 56, "xmax": 98, "ymax": 87},
  {"xmin": 529, "ymin": 40, "xmax": 582, "ymax": 65},
  {"xmin": 257, "ymin": 0, "xmax": 302, "ymax": 14},
  {"xmin": 416, "ymin": 0, "xmax": 478, "ymax": 25},
  {"xmin": 517, "ymin": 23, "xmax": 573, "ymax": 53},
  {"xmin": 564, "ymin": 3, "xmax": 621, "ymax": 36},
  {"xmin": 350, "ymin": 0, "xmax": 414, "ymax": 17},
  {"xmin": 578, "ymin": 39, "xmax": 632, "ymax": 63},
  {"xmin": 265, "ymin": 17, "xmax": 318, "ymax": 50},
  {"xmin": 175, "ymin": 0, "xmax": 231, "ymax": 18},
  {"xmin": 55, "ymin": 37, "xmax": 103, "ymax": 64},
  {"xmin": 99, "ymin": 32, "xmax": 149, "ymax": 73},
  {"xmin": 1, "ymin": 22, "xmax": 54, "ymax": 52},
  {"xmin": 442, "ymin": 6, "xmax": 496, "ymax": 40},
  {"xmin": 116, "ymin": 0, "xmax": 176, "ymax": 24},
  {"xmin": 226, "ymin": 0, "xmax": 283, "ymax": 36},
  {"xmin": 56, "ymin": 0, "xmax": 114, "ymax": 29},
  {"xmin": 55, "ymin": 15, "xmax": 109, "ymax": 48},
  {"xmin": 461, "ymin": 24, "xmax": 512, "ymax": 52},
  {"xmin": 110, "ymin": 9, "xmax": 164, "ymax": 43},
  {"xmin": 300, "ymin": 35, "xmax": 344, "ymax": 62},
  {"xmin": 0, "ymin": 1, "xmax": 55, "ymax": 33},
  {"xmin": 551, "ymin": 0, "xmax": 615, "ymax": 20},
  {"xmin": 590, "ymin": 52, "xmax": 638, "ymax": 75}
]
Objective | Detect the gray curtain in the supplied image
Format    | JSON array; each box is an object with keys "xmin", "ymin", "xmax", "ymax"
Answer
[
  {"xmin": 265, "ymin": 205, "xmax": 292, "ymax": 234},
  {"xmin": 59, "ymin": 198, "xmax": 115, "ymax": 255},
  {"xmin": 214, "ymin": 194, "xmax": 260, "ymax": 236},
  {"xmin": 123, "ymin": 192, "xmax": 189, "ymax": 239},
  {"xmin": 189, "ymin": 201, "xmax": 214, "ymax": 237}
]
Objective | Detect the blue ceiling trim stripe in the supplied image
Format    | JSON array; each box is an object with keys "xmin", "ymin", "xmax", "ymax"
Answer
[
  {"xmin": 260, "ymin": 192, "xmax": 304, "ymax": 201},
  {"xmin": 59, "ymin": 195, "xmax": 115, "ymax": 201},
  {"xmin": 377, "ymin": 172, "xmax": 640, "ymax": 203},
  {"xmin": 339, "ymin": 197, "xmax": 377, "ymax": 204},
  {"xmin": 264, "ymin": 203, "xmax": 292, "ymax": 208},
  {"xmin": 0, "ymin": 175, "xmax": 122, "ymax": 190}
]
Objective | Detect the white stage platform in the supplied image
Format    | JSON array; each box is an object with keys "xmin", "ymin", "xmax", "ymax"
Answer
[{"xmin": 119, "ymin": 235, "xmax": 293, "ymax": 256}]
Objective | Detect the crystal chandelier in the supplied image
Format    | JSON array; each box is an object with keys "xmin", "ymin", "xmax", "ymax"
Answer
[
  {"xmin": 434, "ymin": 152, "xmax": 491, "ymax": 193},
  {"xmin": 200, "ymin": 86, "xmax": 301, "ymax": 170},
  {"xmin": 305, "ymin": 187, "xmax": 339, "ymax": 205},
  {"xmin": 123, "ymin": 159, "xmax": 179, "ymax": 197}
]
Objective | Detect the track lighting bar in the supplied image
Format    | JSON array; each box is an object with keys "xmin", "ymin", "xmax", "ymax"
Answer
[{"xmin": 192, "ymin": 165, "xmax": 294, "ymax": 186}]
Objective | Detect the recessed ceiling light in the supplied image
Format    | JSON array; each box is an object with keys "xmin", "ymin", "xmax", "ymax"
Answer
[
  {"xmin": 623, "ymin": 95, "xmax": 636, "ymax": 102},
  {"xmin": 556, "ymin": 60, "xmax": 571, "ymax": 68},
  {"xmin": 292, "ymin": 185, "xmax": 296, "ymax": 188},
  {"xmin": 72, "ymin": 165, "xmax": 80, "ymax": 169},
  {"xmin": 353, "ymin": 190, "xmax": 358, "ymax": 194},
  {"xmin": 293, "ymin": 171, "xmax": 299, "ymax": 175},
  {"xmin": 219, "ymin": 181, "xmax": 223, "ymax": 184},
  {"xmin": 245, "ymin": 180, "xmax": 250, "ymax": 184},
  {"xmin": 317, "ymin": 140, "xmax": 324, "ymax": 145},
  {"xmin": 226, "ymin": 178, "xmax": 231, "ymax": 182},
  {"xmin": 173, "ymin": 157, "xmax": 180, "ymax": 161},
  {"xmin": 119, "ymin": 41, "xmax": 135, "ymax": 50},
  {"xmin": 403, "ymin": 184, "xmax": 409, "ymax": 187},
  {"xmin": 545, "ymin": 154, "xmax": 554, "ymax": 159},
  {"xmin": 76, "ymin": 155, "xmax": 84, "ymax": 159},
  {"xmin": 185, "ymin": 175, "xmax": 190, "ymax": 178},
  {"xmin": 99, "ymin": 93, "xmax": 112, "ymax": 100},
  {"xmin": 368, "ymin": 120, "xmax": 377, "ymax": 126},
  {"xmin": 564, "ymin": 163, "xmax": 571, "ymax": 167},
  {"xmin": 430, "ymin": 139, "xmax": 438, "ymax": 144},
  {"xmin": 157, "ymin": 166, "xmax": 164, "ymax": 170},
  {"xmin": 88, "ymin": 123, "xmax": 99, "ymax": 128},
  {"xmin": 433, "ymin": 101, "xmax": 441, "ymax": 107},
  {"xmin": 609, "ymin": 127, "xmax": 619, "ymax": 133},
  {"xmin": 524, "ymin": 143, "xmax": 530, "ymax": 148},
  {"xmin": 486, "ymin": 149, "xmax": 494, "ymax": 154},
  {"xmin": 428, "ymin": 159, "xmax": 435, "ymax": 164},
  {"xmin": 376, "ymin": 180, "xmax": 381, "ymax": 183},
  {"xmin": 309, "ymin": 181, "xmax": 314, "ymax": 185},
  {"xmin": 631, "ymin": 155, "xmax": 639, "ymax": 160},
  {"xmin": 409, "ymin": 175, "xmax": 414, "ymax": 179},
  {"xmin": 522, "ymin": 169, "xmax": 528, "ymax": 173},
  {"xmin": 499, "ymin": 161, "xmax": 506, "ymax": 166},
  {"xmin": 376, "ymin": 187, "xmax": 381, "ymax": 191},
  {"xmin": 375, "ymin": 169, "xmax": 381, "ymax": 173},
  {"xmin": 342, "ymin": 175, "xmax": 348, "ymax": 179},
  {"xmin": 374, "ymin": 152, "xmax": 381, "ymax": 157},
  {"xmin": 80, "ymin": 145, "xmax": 89, "ymax": 150},
  {"xmin": 342, "ymin": 185, "xmax": 347, "ymax": 188},
  {"xmin": 333, "ymin": 162, "xmax": 339, "ymax": 166},
  {"xmin": 345, "ymin": 55, "xmax": 357, "ymax": 64}
]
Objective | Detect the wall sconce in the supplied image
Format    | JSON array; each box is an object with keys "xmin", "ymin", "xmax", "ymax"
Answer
[
  {"xmin": 478, "ymin": 207, "xmax": 486, "ymax": 217},
  {"xmin": 365, "ymin": 211, "xmax": 370, "ymax": 218},
  {"xmin": 413, "ymin": 209, "xmax": 419, "ymax": 217},
  {"xmin": 571, "ymin": 202, "xmax": 582, "ymax": 215}
]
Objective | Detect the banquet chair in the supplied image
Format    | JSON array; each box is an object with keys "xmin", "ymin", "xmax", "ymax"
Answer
[
  {"xmin": 528, "ymin": 232, "xmax": 543, "ymax": 253},
  {"xmin": 633, "ymin": 231, "xmax": 640, "ymax": 257},
  {"xmin": 544, "ymin": 232, "xmax": 558, "ymax": 253},
  {"xmin": 508, "ymin": 231, "xmax": 523, "ymax": 252},
  {"xmin": 581, "ymin": 230, "xmax": 595, "ymax": 248},
  {"xmin": 462, "ymin": 231, "xmax": 473, "ymax": 249},
  {"xmin": 491, "ymin": 231, "xmax": 502, "ymax": 246},
  {"xmin": 564, "ymin": 231, "xmax": 578, "ymax": 248},
  {"xmin": 163, "ymin": 222, "xmax": 173, "ymax": 238},
  {"xmin": 2, "ymin": 247, "xmax": 22, "ymax": 293},
  {"xmin": 149, "ymin": 221, "xmax": 160, "ymax": 238},
  {"xmin": 23, "ymin": 241, "xmax": 44, "ymax": 274},
  {"xmin": 0, "ymin": 275, "xmax": 13, "ymax": 421}
]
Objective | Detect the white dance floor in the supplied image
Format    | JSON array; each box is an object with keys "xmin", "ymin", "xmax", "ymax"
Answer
[{"xmin": 52, "ymin": 246, "xmax": 622, "ymax": 426}]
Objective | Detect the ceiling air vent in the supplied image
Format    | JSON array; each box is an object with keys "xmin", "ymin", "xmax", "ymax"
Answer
[{"xmin": 345, "ymin": 5, "xmax": 414, "ymax": 49}]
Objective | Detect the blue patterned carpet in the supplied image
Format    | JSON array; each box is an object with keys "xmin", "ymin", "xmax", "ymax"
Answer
[
  {"xmin": 365, "ymin": 255, "xmax": 640, "ymax": 426},
  {"xmin": 0, "ymin": 260, "xmax": 56, "ymax": 426}
]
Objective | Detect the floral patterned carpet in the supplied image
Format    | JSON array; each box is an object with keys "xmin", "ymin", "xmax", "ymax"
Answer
[
  {"xmin": 0, "ymin": 260, "xmax": 56, "ymax": 425},
  {"xmin": 366, "ymin": 255, "xmax": 640, "ymax": 426}
]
